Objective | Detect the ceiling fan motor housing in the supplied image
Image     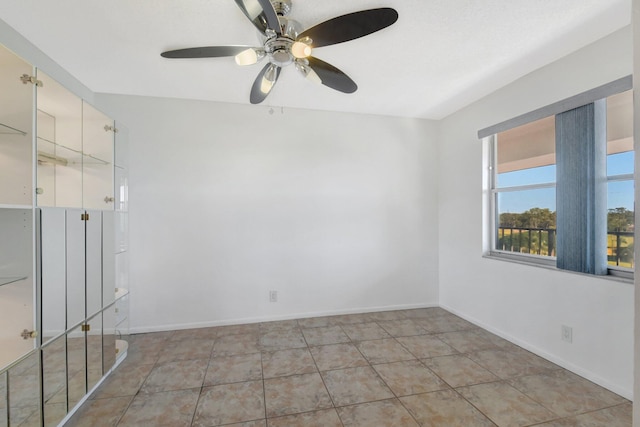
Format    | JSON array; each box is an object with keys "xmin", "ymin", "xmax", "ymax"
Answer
[
  {"xmin": 268, "ymin": 39, "xmax": 294, "ymax": 66},
  {"xmin": 271, "ymin": 0, "xmax": 292, "ymax": 16},
  {"xmin": 260, "ymin": 14, "xmax": 303, "ymax": 67}
]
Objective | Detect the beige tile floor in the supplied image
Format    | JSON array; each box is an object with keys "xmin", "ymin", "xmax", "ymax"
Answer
[{"xmin": 66, "ymin": 308, "xmax": 632, "ymax": 427}]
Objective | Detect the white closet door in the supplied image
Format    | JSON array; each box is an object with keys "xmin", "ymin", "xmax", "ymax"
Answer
[
  {"xmin": 85, "ymin": 211, "xmax": 102, "ymax": 316},
  {"xmin": 102, "ymin": 211, "xmax": 115, "ymax": 307},
  {"xmin": 66, "ymin": 209, "xmax": 85, "ymax": 327},
  {"xmin": 40, "ymin": 207, "xmax": 66, "ymax": 342}
]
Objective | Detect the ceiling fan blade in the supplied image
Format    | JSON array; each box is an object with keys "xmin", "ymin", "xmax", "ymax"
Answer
[
  {"xmin": 298, "ymin": 8, "xmax": 398, "ymax": 48},
  {"xmin": 307, "ymin": 57, "xmax": 357, "ymax": 94},
  {"xmin": 250, "ymin": 63, "xmax": 281, "ymax": 104},
  {"xmin": 161, "ymin": 46, "xmax": 253, "ymax": 58},
  {"xmin": 234, "ymin": 0, "xmax": 282, "ymax": 36}
]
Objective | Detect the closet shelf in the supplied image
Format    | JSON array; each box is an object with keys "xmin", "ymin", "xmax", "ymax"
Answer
[
  {"xmin": 36, "ymin": 145, "xmax": 111, "ymax": 167},
  {"xmin": 0, "ymin": 276, "xmax": 27, "ymax": 287},
  {"xmin": 0, "ymin": 122, "xmax": 27, "ymax": 136},
  {"xmin": 83, "ymin": 153, "xmax": 110, "ymax": 166},
  {"xmin": 37, "ymin": 136, "xmax": 82, "ymax": 155},
  {"xmin": 0, "ymin": 203, "xmax": 32, "ymax": 209},
  {"xmin": 37, "ymin": 151, "xmax": 68, "ymax": 167}
]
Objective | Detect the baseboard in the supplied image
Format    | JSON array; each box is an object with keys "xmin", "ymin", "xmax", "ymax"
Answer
[
  {"xmin": 440, "ymin": 303, "xmax": 633, "ymax": 401},
  {"xmin": 129, "ymin": 302, "xmax": 438, "ymax": 334}
]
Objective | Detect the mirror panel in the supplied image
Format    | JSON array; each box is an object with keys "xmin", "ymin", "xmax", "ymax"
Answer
[
  {"xmin": 85, "ymin": 211, "xmax": 102, "ymax": 316},
  {"xmin": 66, "ymin": 209, "xmax": 85, "ymax": 327},
  {"xmin": 0, "ymin": 208, "xmax": 34, "ymax": 370},
  {"xmin": 0, "ymin": 371, "xmax": 7, "ymax": 427},
  {"xmin": 7, "ymin": 353, "xmax": 40, "ymax": 426},
  {"xmin": 86, "ymin": 314, "xmax": 103, "ymax": 392},
  {"xmin": 0, "ymin": 44, "xmax": 33, "ymax": 206},
  {"xmin": 115, "ymin": 295, "xmax": 129, "ymax": 361},
  {"xmin": 40, "ymin": 208, "xmax": 66, "ymax": 345},
  {"xmin": 66, "ymin": 325, "xmax": 86, "ymax": 410},
  {"xmin": 102, "ymin": 212, "xmax": 116, "ymax": 308},
  {"xmin": 42, "ymin": 336, "xmax": 67, "ymax": 426},
  {"xmin": 102, "ymin": 305, "xmax": 116, "ymax": 374}
]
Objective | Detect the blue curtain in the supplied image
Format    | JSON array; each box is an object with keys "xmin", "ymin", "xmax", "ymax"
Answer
[{"xmin": 555, "ymin": 101, "xmax": 607, "ymax": 275}]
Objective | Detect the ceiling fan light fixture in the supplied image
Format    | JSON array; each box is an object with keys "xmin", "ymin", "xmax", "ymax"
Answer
[
  {"xmin": 260, "ymin": 64, "xmax": 278, "ymax": 93},
  {"xmin": 291, "ymin": 39, "xmax": 312, "ymax": 59},
  {"xmin": 235, "ymin": 48, "xmax": 263, "ymax": 66},
  {"xmin": 260, "ymin": 77, "xmax": 274, "ymax": 93}
]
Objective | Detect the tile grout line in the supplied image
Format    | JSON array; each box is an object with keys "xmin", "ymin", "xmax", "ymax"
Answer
[
  {"xmin": 360, "ymin": 333, "xmax": 426, "ymax": 427},
  {"xmin": 186, "ymin": 343, "xmax": 219, "ymax": 427},
  {"xmin": 114, "ymin": 335, "xmax": 165, "ymax": 426},
  {"xmin": 260, "ymin": 349, "xmax": 267, "ymax": 424},
  {"xmin": 303, "ymin": 327, "xmax": 346, "ymax": 427},
  {"xmin": 449, "ymin": 386, "xmax": 500, "ymax": 427}
]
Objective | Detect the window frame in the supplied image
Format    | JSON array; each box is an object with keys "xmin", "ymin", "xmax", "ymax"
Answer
[
  {"xmin": 478, "ymin": 83, "xmax": 636, "ymax": 281},
  {"xmin": 488, "ymin": 134, "xmax": 558, "ymax": 266},
  {"xmin": 605, "ymin": 171, "xmax": 634, "ymax": 276}
]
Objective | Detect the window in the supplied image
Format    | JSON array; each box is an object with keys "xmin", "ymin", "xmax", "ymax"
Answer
[
  {"xmin": 493, "ymin": 116, "xmax": 556, "ymax": 259},
  {"xmin": 606, "ymin": 90, "xmax": 634, "ymax": 270},
  {"xmin": 487, "ymin": 86, "xmax": 634, "ymax": 277}
]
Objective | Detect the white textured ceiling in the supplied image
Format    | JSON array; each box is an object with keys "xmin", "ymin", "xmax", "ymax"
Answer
[{"xmin": 0, "ymin": 0, "xmax": 631, "ymax": 119}]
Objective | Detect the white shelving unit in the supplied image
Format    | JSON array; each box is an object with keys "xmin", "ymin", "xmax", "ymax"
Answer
[{"xmin": 0, "ymin": 43, "xmax": 129, "ymax": 427}]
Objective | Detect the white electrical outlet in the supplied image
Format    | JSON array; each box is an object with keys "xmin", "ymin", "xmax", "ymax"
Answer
[
  {"xmin": 269, "ymin": 290, "xmax": 278, "ymax": 303},
  {"xmin": 561, "ymin": 325, "xmax": 573, "ymax": 343}
]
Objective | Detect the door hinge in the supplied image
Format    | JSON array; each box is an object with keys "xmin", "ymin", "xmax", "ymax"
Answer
[
  {"xmin": 81, "ymin": 324, "xmax": 91, "ymax": 332},
  {"xmin": 20, "ymin": 74, "xmax": 43, "ymax": 87},
  {"xmin": 20, "ymin": 329, "xmax": 38, "ymax": 340},
  {"xmin": 104, "ymin": 125, "xmax": 118, "ymax": 133},
  {"xmin": 81, "ymin": 213, "xmax": 90, "ymax": 221}
]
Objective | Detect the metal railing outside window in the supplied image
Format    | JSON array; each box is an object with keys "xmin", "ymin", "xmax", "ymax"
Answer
[{"xmin": 496, "ymin": 226, "xmax": 634, "ymax": 269}]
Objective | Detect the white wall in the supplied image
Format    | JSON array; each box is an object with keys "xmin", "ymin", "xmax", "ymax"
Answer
[
  {"xmin": 438, "ymin": 26, "xmax": 634, "ymax": 398},
  {"xmin": 95, "ymin": 94, "xmax": 440, "ymax": 333}
]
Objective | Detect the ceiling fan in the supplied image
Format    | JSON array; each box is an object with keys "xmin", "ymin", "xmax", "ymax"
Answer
[{"xmin": 161, "ymin": 0, "xmax": 398, "ymax": 104}]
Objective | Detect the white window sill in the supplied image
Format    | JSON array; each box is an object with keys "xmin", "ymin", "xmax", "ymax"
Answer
[{"xmin": 483, "ymin": 251, "xmax": 633, "ymax": 284}]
